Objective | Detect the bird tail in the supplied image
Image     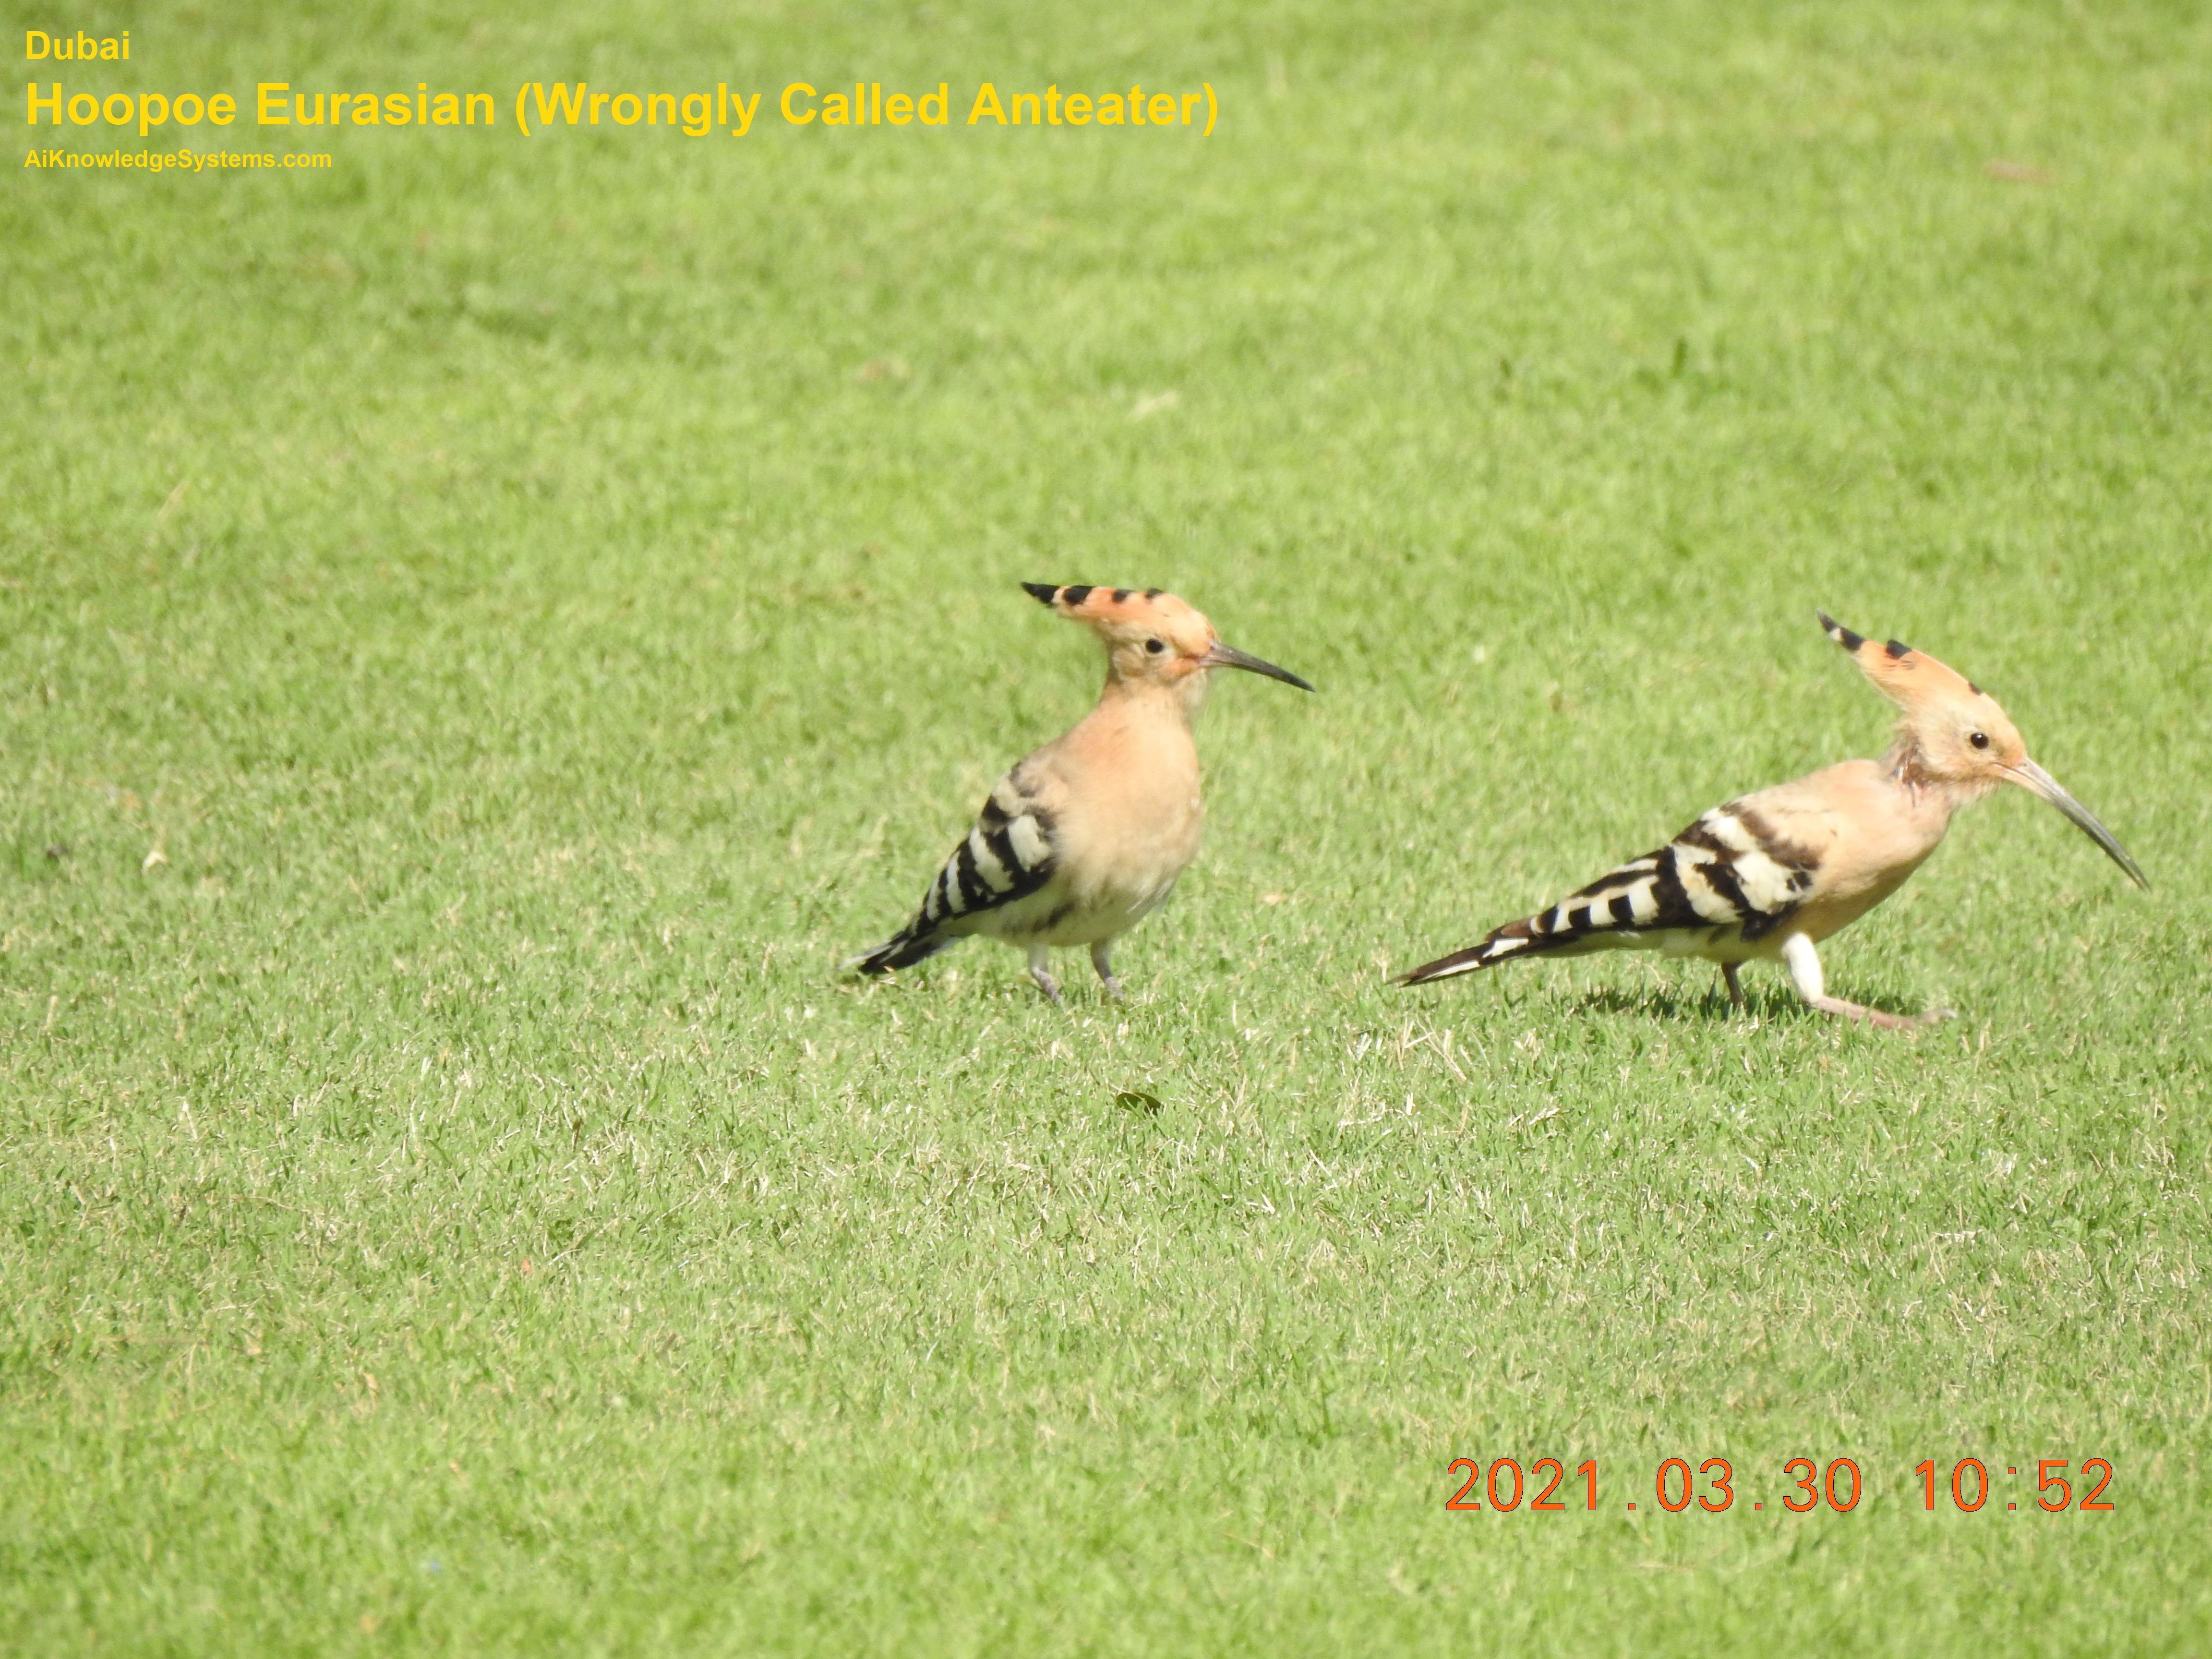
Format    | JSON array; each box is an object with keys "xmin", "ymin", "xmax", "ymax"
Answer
[
  {"xmin": 843, "ymin": 924, "xmax": 955, "ymax": 976},
  {"xmin": 1394, "ymin": 918, "xmax": 1559, "ymax": 986}
]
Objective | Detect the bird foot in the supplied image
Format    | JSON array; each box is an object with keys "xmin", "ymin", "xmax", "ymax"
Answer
[
  {"xmin": 1027, "ymin": 946, "xmax": 1065, "ymax": 1006},
  {"xmin": 1089, "ymin": 945, "xmax": 1122, "ymax": 1003},
  {"xmin": 1809, "ymin": 994, "xmax": 1948, "ymax": 1032},
  {"xmin": 1721, "ymin": 962, "xmax": 1746, "ymax": 1011}
]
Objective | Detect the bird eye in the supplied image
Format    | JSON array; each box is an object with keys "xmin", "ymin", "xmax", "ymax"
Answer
[
  {"xmin": 1969, "ymin": 731, "xmax": 1990, "ymax": 750},
  {"xmin": 1145, "ymin": 638, "xmax": 1166, "ymax": 654}
]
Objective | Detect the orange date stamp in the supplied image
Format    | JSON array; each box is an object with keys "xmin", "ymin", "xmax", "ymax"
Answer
[{"xmin": 1444, "ymin": 1457, "xmax": 2115, "ymax": 1514}]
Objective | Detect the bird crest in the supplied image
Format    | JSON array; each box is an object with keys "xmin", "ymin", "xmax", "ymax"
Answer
[
  {"xmin": 1817, "ymin": 610, "xmax": 1985, "ymax": 712},
  {"xmin": 1023, "ymin": 582, "xmax": 1192, "ymax": 631}
]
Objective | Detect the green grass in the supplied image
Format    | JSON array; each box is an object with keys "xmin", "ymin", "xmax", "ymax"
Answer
[{"xmin": 5, "ymin": 0, "xmax": 2211, "ymax": 1651}]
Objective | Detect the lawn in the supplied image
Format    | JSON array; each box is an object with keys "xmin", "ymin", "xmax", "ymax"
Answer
[{"xmin": 4, "ymin": 0, "xmax": 2210, "ymax": 1651}]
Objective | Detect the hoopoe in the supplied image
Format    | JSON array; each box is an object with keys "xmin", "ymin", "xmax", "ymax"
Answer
[
  {"xmin": 848, "ymin": 583, "xmax": 1312, "ymax": 1003},
  {"xmin": 1397, "ymin": 612, "xmax": 2145, "ymax": 1028}
]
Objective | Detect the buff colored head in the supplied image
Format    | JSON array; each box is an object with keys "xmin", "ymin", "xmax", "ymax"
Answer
[
  {"xmin": 1818, "ymin": 610, "xmax": 2144, "ymax": 887},
  {"xmin": 1023, "ymin": 583, "xmax": 1313, "ymax": 693}
]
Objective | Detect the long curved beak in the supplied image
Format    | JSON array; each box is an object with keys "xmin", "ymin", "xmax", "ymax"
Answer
[
  {"xmin": 2007, "ymin": 759, "xmax": 2147, "ymax": 888},
  {"xmin": 1201, "ymin": 641, "xmax": 1314, "ymax": 691}
]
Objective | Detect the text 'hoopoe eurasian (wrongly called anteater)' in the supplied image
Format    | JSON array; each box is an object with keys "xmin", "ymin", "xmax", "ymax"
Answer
[
  {"xmin": 847, "ymin": 583, "xmax": 1313, "ymax": 1003},
  {"xmin": 1397, "ymin": 611, "xmax": 2146, "ymax": 1028}
]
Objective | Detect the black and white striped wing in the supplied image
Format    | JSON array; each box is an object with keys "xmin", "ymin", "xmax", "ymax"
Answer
[
  {"xmin": 848, "ymin": 769, "xmax": 1060, "ymax": 974},
  {"xmin": 1397, "ymin": 801, "xmax": 1819, "ymax": 985}
]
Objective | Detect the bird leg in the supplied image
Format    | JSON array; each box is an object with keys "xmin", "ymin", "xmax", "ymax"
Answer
[
  {"xmin": 1781, "ymin": 934, "xmax": 1947, "ymax": 1031},
  {"xmin": 1027, "ymin": 945, "xmax": 1064, "ymax": 1006},
  {"xmin": 1721, "ymin": 961, "xmax": 1745, "ymax": 1010},
  {"xmin": 1090, "ymin": 942, "xmax": 1122, "ymax": 1003}
]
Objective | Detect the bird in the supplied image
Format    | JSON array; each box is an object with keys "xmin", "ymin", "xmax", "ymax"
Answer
[
  {"xmin": 847, "ymin": 583, "xmax": 1313, "ymax": 1003},
  {"xmin": 1396, "ymin": 611, "xmax": 2146, "ymax": 1028}
]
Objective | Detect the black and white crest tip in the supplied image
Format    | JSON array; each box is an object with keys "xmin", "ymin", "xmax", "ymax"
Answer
[
  {"xmin": 1395, "ymin": 802, "xmax": 1823, "ymax": 986},
  {"xmin": 1817, "ymin": 610, "xmax": 1865, "ymax": 652},
  {"xmin": 847, "ymin": 770, "xmax": 1060, "ymax": 975}
]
